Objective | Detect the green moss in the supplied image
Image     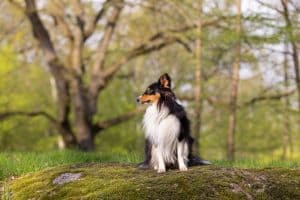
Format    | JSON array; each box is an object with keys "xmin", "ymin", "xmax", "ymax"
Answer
[{"xmin": 4, "ymin": 164, "xmax": 300, "ymax": 200}]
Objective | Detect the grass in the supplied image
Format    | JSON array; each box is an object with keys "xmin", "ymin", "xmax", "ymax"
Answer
[
  {"xmin": 1, "ymin": 151, "xmax": 300, "ymax": 199},
  {"xmin": 0, "ymin": 150, "xmax": 141, "ymax": 181},
  {"xmin": 0, "ymin": 150, "xmax": 300, "ymax": 181}
]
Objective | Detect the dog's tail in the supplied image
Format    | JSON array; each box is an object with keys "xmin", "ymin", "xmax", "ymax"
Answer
[
  {"xmin": 188, "ymin": 155, "xmax": 211, "ymax": 166},
  {"xmin": 187, "ymin": 137, "xmax": 211, "ymax": 166}
]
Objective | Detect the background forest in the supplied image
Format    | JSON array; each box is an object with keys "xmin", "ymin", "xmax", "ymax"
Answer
[{"xmin": 0, "ymin": 0, "xmax": 299, "ymax": 162}]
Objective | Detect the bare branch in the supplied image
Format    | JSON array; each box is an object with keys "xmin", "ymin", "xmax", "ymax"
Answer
[
  {"xmin": 281, "ymin": 0, "xmax": 300, "ymax": 111},
  {"xmin": 84, "ymin": 0, "xmax": 112, "ymax": 39},
  {"xmin": 50, "ymin": 1, "xmax": 74, "ymax": 41},
  {"xmin": 0, "ymin": 111, "xmax": 57, "ymax": 124},
  {"xmin": 241, "ymin": 89, "xmax": 296, "ymax": 107},
  {"xmin": 177, "ymin": 94, "xmax": 230, "ymax": 108},
  {"xmin": 102, "ymin": 36, "xmax": 177, "ymax": 85},
  {"xmin": 91, "ymin": 0, "xmax": 124, "ymax": 76},
  {"xmin": 256, "ymin": 0, "xmax": 283, "ymax": 14},
  {"xmin": 88, "ymin": 0, "xmax": 124, "ymax": 99},
  {"xmin": 25, "ymin": 0, "xmax": 56, "ymax": 62},
  {"xmin": 101, "ymin": 17, "xmax": 226, "ymax": 87},
  {"xmin": 179, "ymin": 89, "xmax": 296, "ymax": 108},
  {"xmin": 71, "ymin": 0, "xmax": 85, "ymax": 32},
  {"xmin": 0, "ymin": 110, "xmax": 77, "ymax": 145},
  {"xmin": 94, "ymin": 107, "xmax": 146, "ymax": 132},
  {"xmin": 24, "ymin": 0, "xmax": 75, "ymax": 80},
  {"xmin": 290, "ymin": 0, "xmax": 300, "ymax": 12}
]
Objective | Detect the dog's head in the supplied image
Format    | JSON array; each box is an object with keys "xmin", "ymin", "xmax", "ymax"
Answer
[{"xmin": 136, "ymin": 73, "xmax": 175, "ymax": 104}]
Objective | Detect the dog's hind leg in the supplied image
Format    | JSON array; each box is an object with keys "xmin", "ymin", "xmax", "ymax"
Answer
[{"xmin": 177, "ymin": 141, "xmax": 188, "ymax": 171}]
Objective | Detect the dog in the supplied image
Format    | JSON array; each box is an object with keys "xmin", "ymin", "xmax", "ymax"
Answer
[{"xmin": 137, "ymin": 73, "xmax": 209, "ymax": 173}]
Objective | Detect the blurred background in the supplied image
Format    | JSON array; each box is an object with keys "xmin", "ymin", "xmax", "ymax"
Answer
[{"xmin": 0, "ymin": 0, "xmax": 299, "ymax": 161}]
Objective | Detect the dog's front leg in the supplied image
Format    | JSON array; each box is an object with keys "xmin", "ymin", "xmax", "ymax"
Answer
[
  {"xmin": 156, "ymin": 147, "xmax": 166, "ymax": 173},
  {"xmin": 177, "ymin": 141, "xmax": 188, "ymax": 171}
]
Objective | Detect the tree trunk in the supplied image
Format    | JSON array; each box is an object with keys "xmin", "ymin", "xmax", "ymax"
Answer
[
  {"xmin": 227, "ymin": 0, "xmax": 241, "ymax": 161},
  {"xmin": 282, "ymin": 42, "xmax": 289, "ymax": 160},
  {"xmin": 49, "ymin": 74, "xmax": 77, "ymax": 148},
  {"xmin": 50, "ymin": 65, "xmax": 77, "ymax": 148},
  {"xmin": 282, "ymin": 42, "xmax": 293, "ymax": 160},
  {"xmin": 281, "ymin": 0, "xmax": 298, "ymax": 159},
  {"xmin": 24, "ymin": 0, "xmax": 78, "ymax": 148},
  {"xmin": 281, "ymin": 0, "xmax": 300, "ymax": 112},
  {"xmin": 192, "ymin": 0, "xmax": 203, "ymax": 155},
  {"xmin": 71, "ymin": 78, "xmax": 95, "ymax": 151},
  {"xmin": 15, "ymin": 0, "xmax": 218, "ymax": 152}
]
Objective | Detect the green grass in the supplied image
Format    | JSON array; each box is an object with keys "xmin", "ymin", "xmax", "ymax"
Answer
[
  {"xmin": 0, "ymin": 151, "xmax": 300, "ymax": 181},
  {"xmin": 0, "ymin": 150, "xmax": 141, "ymax": 181}
]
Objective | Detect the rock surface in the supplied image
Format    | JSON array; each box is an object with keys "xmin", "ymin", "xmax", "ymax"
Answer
[
  {"xmin": 52, "ymin": 173, "xmax": 81, "ymax": 185},
  {"xmin": 5, "ymin": 163, "xmax": 300, "ymax": 200}
]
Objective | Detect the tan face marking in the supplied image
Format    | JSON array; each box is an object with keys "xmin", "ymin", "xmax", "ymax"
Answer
[{"xmin": 139, "ymin": 93, "xmax": 161, "ymax": 104}]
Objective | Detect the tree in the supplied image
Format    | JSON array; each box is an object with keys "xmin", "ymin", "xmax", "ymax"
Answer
[
  {"xmin": 280, "ymin": 0, "xmax": 300, "ymax": 112},
  {"xmin": 281, "ymin": 42, "xmax": 293, "ymax": 160},
  {"xmin": 227, "ymin": 0, "xmax": 241, "ymax": 161},
  {"xmin": 2, "ymin": 0, "xmax": 220, "ymax": 151},
  {"xmin": 193, "ymin": 0, "xmax": 203, "ymax": 154}
]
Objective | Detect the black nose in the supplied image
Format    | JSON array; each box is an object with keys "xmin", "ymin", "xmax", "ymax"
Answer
[{"xmin": 136, "ymin": 97, "xmax": 140, "ymax": 103}]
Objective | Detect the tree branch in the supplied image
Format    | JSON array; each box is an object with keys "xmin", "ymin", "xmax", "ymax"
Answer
[
  {"xmin": 84, "ymin": 0, "xmax": 112, "ymax": 40},
  {"xmin": 94, "ymin": 107, "xmax": 146, "ymax": 132},
  {"xmin": 24, "ymin": 0, "xmax": 57, "ymax": 63},
  {"xmin": 50, "ymin": 1, "xmax": 74, "ymax": 41},
  {"xmin": 72, "ymin": 0, "xmax": 85, "ymax": 33},
  {"xmin": 24, "ymin": 0, "xmax": 77, "ymax": 81},
  {"xmin": 241, "ymin": 89, "xmax": 296, "ymax": 107},
  {"xmin": 256, "ymin": 0, "xmax": 283, "ymax": 14},
  {"xmin": 70, "ymin": 0, "xmax": 85, "ymax": 75},
  {"xmin": 101, "ymin": 36, "xmax": 177, "ymax": 87},
  {"xmin": 0, "ymin": 110, "xmax": 77, "ymax": 145},
  {"xmin": 91, "ymin": 0, "xmax": 124, "ymax": 76},
  {"xmin": 88, "ymin": 0, "xmax": 124, "ymax": 99},
  {"xmin": 179, "ymin": 89, "xmax": 296, "ymax": 108},
  {"xmin": 101, "ymin": 17, "xmax": 226, "ymax": 88},
  {"xmin": 0, "ymin": 110, "xmax": 58, "ymax": 124}
]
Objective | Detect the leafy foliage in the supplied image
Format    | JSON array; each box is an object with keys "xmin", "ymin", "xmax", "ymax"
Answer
[{"xmin": 0, "ymin": 1, "xmax": 299, "ymax": 161}]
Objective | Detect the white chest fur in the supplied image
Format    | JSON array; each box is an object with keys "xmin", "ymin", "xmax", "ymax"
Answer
[{"xmin": 142, "ymin": 103, "xmax": 180, "ymax": 164}]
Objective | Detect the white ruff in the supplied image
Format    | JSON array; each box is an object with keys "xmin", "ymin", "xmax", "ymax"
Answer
[{"xmin": 143, "ymin": 103, "xmax": 180, "ymax": 165}]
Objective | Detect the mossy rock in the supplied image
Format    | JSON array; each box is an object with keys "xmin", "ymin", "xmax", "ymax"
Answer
[{"xmin": 3, "ymin": 163, "xmax": 300, "ymax": 200}]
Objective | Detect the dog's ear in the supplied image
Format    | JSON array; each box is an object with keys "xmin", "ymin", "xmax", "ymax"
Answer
[{"xmin": 158, "ymin": 73, "xmax": 172, "ymax": 88}]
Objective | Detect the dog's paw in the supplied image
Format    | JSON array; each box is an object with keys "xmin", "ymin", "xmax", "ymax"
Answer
[
  {"xmin": 157, "ymin": 168, "xmax": 166, "ymax": 173},
  {"xmin": 179, "ymin": 165, "xmax": 188, "ymax": 171}
]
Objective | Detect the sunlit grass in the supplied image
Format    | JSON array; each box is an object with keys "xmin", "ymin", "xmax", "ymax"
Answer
[
  {"xmin": 0, "ymin": 150, "xmax": 142, "ymax": 180},
  {"xmin": 0, "ymin": 151, "xmax": 299, "ymax": 180}
]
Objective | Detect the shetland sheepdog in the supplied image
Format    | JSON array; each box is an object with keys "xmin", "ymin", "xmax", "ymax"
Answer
[{"xmin": 137, "ymin": 73, "xmax": 205, "ymax": 173}]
